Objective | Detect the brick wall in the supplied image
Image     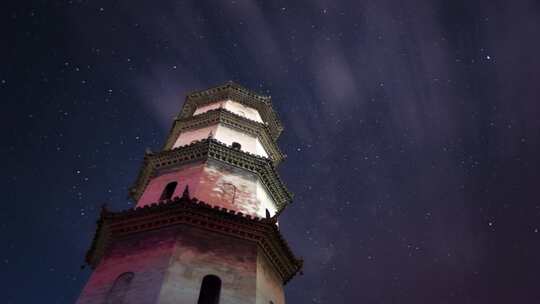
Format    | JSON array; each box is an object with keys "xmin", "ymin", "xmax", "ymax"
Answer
[{"xmin": 77, "ymin": 225, "xmax": 284, "ymax": 304}]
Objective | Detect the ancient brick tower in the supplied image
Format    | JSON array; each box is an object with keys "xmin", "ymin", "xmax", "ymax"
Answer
[{"xmin": 77, "ymin": 82, "xmax": 302, "ymax": 304}]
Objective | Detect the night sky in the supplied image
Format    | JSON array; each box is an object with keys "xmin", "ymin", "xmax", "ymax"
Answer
[{"xmin": 2, "ymin": 0, "xmax": 540, "ymax": 303}]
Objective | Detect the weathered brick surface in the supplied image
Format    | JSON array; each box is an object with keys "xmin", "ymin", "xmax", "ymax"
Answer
[
  {"xmin": 173, "ymin": 123, "xmax": 269, "ymax": 158},
  {"xmin": 138, "ymin": 159, "xmax": 276, "ymax": 218},
  {"xmin": 76, "ymin": 228, "xmax": 177, "ymax": 304},
  {"xmin": 77, "ymin": 225, "xmax": 285, "ymax": 304},
  {"xmin": 193, "ymin": 100, "xmax": 263, "ymax": 123},
  {"xmin": 158, "ymin": 225, "xmax": 259, "ymax": 304},
  {"xmin": 256, "ymin": 247, "xmax": 286, "ymax": 304},
  {"xmin": 194, "ymin": 159, "xmax": 260, "ymax": 217},
  {"xmin": 173, "ymin": 125, "xmax": 218, "ymax": 148},
  {"xmin": 137, "ymin": 162, "xmax": 205, "ymax": 207}
]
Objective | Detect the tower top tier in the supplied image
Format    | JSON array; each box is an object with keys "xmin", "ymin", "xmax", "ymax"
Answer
[{"xmin": 179, "ymin": 81, "xmax": 284, "ymax": 140}]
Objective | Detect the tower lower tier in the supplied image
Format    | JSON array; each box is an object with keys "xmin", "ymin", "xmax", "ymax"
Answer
[{"xmin": 79, "ymin": 197, "xmax": 302, "ymax": 304}]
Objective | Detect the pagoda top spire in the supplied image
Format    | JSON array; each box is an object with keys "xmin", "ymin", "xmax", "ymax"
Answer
[{"xmin": 178, "ymin": 81, "xmax": 284, "ymax": 139}]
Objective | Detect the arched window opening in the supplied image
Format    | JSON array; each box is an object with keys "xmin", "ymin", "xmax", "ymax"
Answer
[
  {"xmin": 105, "ymin": 272, "xmax": 134, "ymax": 304},
  {"xmin": 266, "ymin": 209, "xmax": 271, "ymax": 219},
  {"xmin": 231, "ymin": 142, "xmax": 241, "ymax": 150},
  {"xmin": 160, "ymin": 181, "xmax": 178, "ymax": 201},
  {"xmin": 197, "ymin": 275, "xmax": 221, "ymax": 304}
]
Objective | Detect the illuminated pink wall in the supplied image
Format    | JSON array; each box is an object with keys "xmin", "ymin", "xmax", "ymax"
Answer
[
  {"xmin": 193, "ymin": 99, "xmax": 263, "ymax": 123},
  {"xmin": 256, "ymin": 248, "xmax": 286, "ymax": 304},
  {"xmin": 193, "ymin": 159, "xmax": 259, "ymax": 216},
  {"xmin": 136, "ymin": 162, "xmax": 205, "ymax": 208},
  {"xmin": 172, "ymin": 123, "xmax": 269, "ymax": 158},
  {"xmin": 172, "ymin": 125, "xmax": 218, "ymax": 148},
  {"xmin": 77, "ymin": 225, "xmax": 284, "ymax": 304},
  {"xmin": 192, "ymin": 100, "xmax": 225, "ymax": 116},
  {"xmin": 76, "ymin": 228, "xmax": 177, "ymax": 304},
  {"xmin": 213, "ymin": 124, "xmax": 269, "ymax": 157},
  {"xmin": 157, "ymin": 225, "xmax": 259, "ymax": 303},
  {"xmin": 193, "ymin": 159, "xmax": 276, "ymax": 218},
  {"xmin": 136, "ymin": 160, "xmax": 278, "ymax": 218}
]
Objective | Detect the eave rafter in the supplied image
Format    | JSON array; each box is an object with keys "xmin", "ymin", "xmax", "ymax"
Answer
[
  {"xmin": 130, "ymin": 139, "xmax": 293, "ymax": 212},
  {"xmin": 163, "ymin": 108, "xmax": 284, "ymax": 165},
  {"xmin": 179, "ymin": 82, "xmax": 283, "ymax": 140},
  {"xmin": 86, "ymin": 197, "xmax": 303, "ymax": 284}
]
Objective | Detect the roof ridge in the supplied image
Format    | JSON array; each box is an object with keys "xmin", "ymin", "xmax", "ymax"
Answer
[{"xmin": 187, "ymin": 81, "xmax": 270, "ymax": 101}]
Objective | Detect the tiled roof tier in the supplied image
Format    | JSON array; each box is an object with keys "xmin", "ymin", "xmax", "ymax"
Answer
[
  {"xmin": 179, "ymin": 82, "xmax": 283, "ymax": 140},
  {"xmin": 163, "ymin": 108, "xmax": 284, "ymax": 165},
  {"xmin": 130, "ymin": 138, "xmax": 293, "ymax": 211},
  {"xmin": 85, "ymin": 194, "xmax": 303, "ymax": 284}
]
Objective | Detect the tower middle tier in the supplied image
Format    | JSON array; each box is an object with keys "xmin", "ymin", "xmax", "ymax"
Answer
[{"xmin": 130, "ymin": 139, "xmax": 292, "ymax": 219}]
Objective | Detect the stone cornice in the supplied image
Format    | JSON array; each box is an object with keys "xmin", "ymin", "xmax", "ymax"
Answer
[
  {"xmin": 130, "ymin": 139, "xmax": 293, "ymax": 211},
  {"xmin": 85, "ymin": 197, "xmax": 303, "ymax": 284},
  {"xmin": 179, "ymin": 82, "xmax": 283, "ymax": 140},
  {"xmin": 163, "ymin": 108, "xmax": 284, "ymax": 165}
]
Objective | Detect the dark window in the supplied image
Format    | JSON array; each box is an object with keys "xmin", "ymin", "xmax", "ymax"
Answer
[
  {"xmin": 198, "ymin": 275, "xmax": 222, "ymax": 304},
  {"xmin": 160, "ymin": 181, "xmax": 178, "ymax": 201},
  {"xmin": 266, "ymin": 209, "xmax": 271, "ymax": 219},
  {"xmin": 231, "ymin": 142, "xmax": 241, "ymax": 150},
  {"xmin": 105, "ymin": 272, "xmax": 134, "ymax": 304}
]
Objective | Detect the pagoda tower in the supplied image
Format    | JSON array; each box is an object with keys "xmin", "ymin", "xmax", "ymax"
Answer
[{"xmin": 77, "ymin": 82, "xmax": 302, "ymax": 304}]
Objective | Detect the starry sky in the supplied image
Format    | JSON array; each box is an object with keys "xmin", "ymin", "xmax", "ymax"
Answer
[{"xmin": 2, "ymin": 0, "xmax": 540, "ymax": 303}]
